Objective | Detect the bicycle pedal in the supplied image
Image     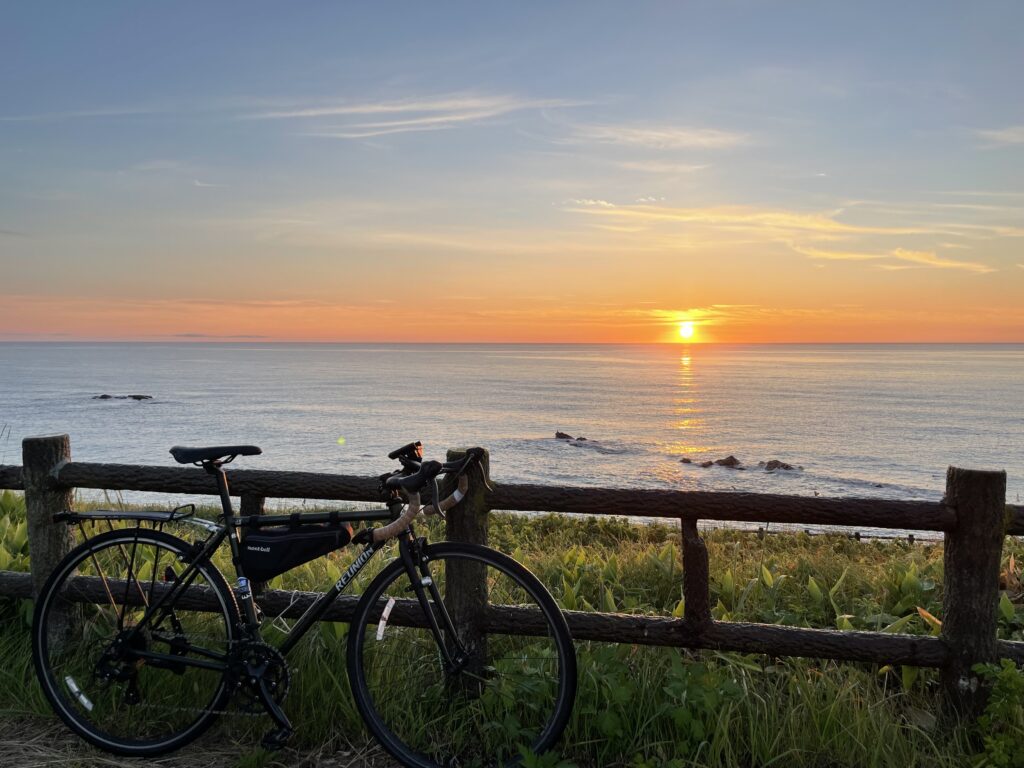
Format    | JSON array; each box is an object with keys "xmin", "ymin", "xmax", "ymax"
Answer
[{"xmin": 260, "ymin": 726, "xmax": 293, "ymax": 751}]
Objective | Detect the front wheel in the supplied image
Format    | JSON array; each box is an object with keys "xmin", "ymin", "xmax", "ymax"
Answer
[{"xmin": 347, "ymin": 542, "xmax": 577, "ymax": 768}]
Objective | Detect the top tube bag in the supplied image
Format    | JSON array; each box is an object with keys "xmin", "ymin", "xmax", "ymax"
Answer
[{"xmin": 240, "ymin": 520, "xmax": 353, "ymax": 582}]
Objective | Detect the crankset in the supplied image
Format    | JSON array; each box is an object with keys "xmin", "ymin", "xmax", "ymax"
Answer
[{"xmin": 230, "ymin": 641, "xmax": 291, "ymax": 714}]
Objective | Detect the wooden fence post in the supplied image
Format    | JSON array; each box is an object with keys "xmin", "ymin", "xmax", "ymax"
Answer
[
  {"xmin": 941, "ymin": 466, "xmax": 1007, "ymax": 715},
  {"xmin": 444, "ymin": 448, "xmax": 491, "ymax": 678},
  {"xmin": 681, "ymin": 517, "xmax": 711, "ymax": 630},
  {"xmin": 23, "ymin": 435, "xmax": 76, "ymax": 645},
  {"xmin": 240, "ymin": 493, "xmax": 266, "ymax": 593}
]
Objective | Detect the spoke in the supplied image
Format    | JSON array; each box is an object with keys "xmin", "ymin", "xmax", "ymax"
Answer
[
  {"xmin": 149, "ymin": 540, "xmax": 163, "ymax": 610},
  {"xmin": 118, "ymin": 532, "xmax": 142, "ymax": 629}
]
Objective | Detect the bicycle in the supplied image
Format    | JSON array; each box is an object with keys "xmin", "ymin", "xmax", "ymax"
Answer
[{"xmin": 31, "ymin": 442, "xmax": 577, "ymax": 767}]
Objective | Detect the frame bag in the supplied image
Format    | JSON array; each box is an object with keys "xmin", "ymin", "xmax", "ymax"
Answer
[{"xmin": 240, "ymin": 520, "xmax": 353, "ymax": 582}]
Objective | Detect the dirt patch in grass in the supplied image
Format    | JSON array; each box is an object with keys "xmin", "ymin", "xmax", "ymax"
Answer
[{"xmin": 0, "ymin": 715, "xmax": 397, "ymax": 768}]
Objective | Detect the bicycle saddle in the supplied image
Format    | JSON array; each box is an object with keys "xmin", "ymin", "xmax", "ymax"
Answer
[{"xmin": 169, "ymin": 445, "xmax": 263, "ymax": 464}]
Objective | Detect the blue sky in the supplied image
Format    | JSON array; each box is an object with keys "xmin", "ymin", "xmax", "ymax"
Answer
[{"xmin": 2, "ymin": 2, "xmax": 1022, "ymax": 341}]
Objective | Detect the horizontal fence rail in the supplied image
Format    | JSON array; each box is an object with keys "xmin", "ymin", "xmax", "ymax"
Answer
[
  {"xmin": 1, "ymin": 462, "xmax": 1021, "ymax": 533},
  {"xmin": 1, "ymin": 434, "xmax": 1022, "ymax": 719}
]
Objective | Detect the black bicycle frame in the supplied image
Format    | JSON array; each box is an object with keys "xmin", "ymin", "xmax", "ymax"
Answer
[
  {"xmin": 74, "ymin": 465, "xmax": 430, "ymax": 674},
  {"xmin": 62, "ymin": 463, "xmax": 468, "ymax": 677}
]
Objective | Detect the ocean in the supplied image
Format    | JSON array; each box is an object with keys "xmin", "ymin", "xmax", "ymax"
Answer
[{"xmin": 1, "ymin": 343, "xmax": 1021, "ymax": 526}]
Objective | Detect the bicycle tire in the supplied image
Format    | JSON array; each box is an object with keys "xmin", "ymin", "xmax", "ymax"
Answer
[
  {"xmin": 347, "ymin": 541, "xmax": 576, "ymax": 767},
  {"xmin": 32, "ymin": 528, "xmax": 239, "ymax": 756}
]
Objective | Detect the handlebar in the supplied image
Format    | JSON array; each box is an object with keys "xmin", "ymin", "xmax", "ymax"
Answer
[{"xmin": 370, "ymin": 443, "xmax": 487, "ymax": 544}]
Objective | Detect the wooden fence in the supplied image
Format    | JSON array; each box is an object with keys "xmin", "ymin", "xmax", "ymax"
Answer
[{"xmin": 2, "ymin": 434, "xmax": 1023, "ymax": 716}]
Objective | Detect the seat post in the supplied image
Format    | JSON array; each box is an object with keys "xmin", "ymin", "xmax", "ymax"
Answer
[
  {"xmin": 208, "ymin": 463, "xmax": 236, "ymax": 522},
  {"xmin": 206, "ymin": 462, "xmax": 248, "ymax": 579}
]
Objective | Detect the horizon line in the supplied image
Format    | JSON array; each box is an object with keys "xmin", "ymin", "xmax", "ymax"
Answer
[{"xmin": 1, "ymin": 339, "xmax": 1022, "ymax": 346}]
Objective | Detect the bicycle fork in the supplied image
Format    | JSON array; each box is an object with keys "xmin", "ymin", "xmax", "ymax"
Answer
[{"xmin": 398, "ymin": 533, "xmax": 470, "ymax": 674}]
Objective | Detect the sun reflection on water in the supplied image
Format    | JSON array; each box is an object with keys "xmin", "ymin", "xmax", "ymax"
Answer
[{"xmin": 665, "ymin": 349, "xmax": 708, "ymax": 457}]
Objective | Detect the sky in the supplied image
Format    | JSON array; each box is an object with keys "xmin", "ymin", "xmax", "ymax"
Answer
[{"xmin": 1, "ymin": 2, "xmax": 1022, "ymax": 343}]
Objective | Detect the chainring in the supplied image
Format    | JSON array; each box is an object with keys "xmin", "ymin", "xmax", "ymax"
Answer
[{"xmin": 230, "ymin": 640, "xmax": 291, "ymax": 714}]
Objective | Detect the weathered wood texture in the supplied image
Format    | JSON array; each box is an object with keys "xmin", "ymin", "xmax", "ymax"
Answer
[
  {"xmin": 57, "ymin": 462, "xmax": 382, "ymax": 501},
  {"xmin": 24, "ymin": 460, "xmax": 987, "ymax": 532},
  {"xmin": 5, "ymin": 460, "xmax": 1024, "ymax": 533},
  {"xmin": 0, "ymin": 459, "xmax": 1017, "ymax": 534},
  {"xmin": 1008, "ymin": 505, "xmax": 1024, "ymax": 536},
  {"xmin": 22, "ymin": 437, "xmax": 74, "ymax": 598},
  {"xmin": 38, "ymin": 573, "xmax": 1024, "ymax": 668},
  {"xmin": 941, "ymin": 466, "xmax": 1008, "ymax": 713},
  {"xmin": 443, "ymin": 448, "xmax": 491, "ymax": 676},
  {"xmin": 5, "ymin": 447, "xmax": 1024, "ymax": 687},
  {"xmin": 491, "ymin": 483, "xmax": 957, "ymax": 531},
  {"xmin": 0, "ymin": 465, "xmax": 23, "ymax": 490},
  {"xmin": 22, "ymin": 436, "xmax": 76, "ymax": 647},
  {"xmin": 0, "ymin": 570, "xmax": 32, "ymax": 598},
  {"xmin": 681, "ymin": 517, "xmax": 711, "ymax": 628}
]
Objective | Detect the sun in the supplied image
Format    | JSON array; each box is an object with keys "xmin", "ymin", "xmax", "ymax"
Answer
[{"xmin": 678, "ymin": 321, "xmax": 695, "ymax": 340}]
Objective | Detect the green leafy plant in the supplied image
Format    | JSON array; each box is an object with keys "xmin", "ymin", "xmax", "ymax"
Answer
[
  {"xmin": 973, "ymin": 659, "xmax": 1024, "ymax": 767},
  {"xmin": 0, "ymin": 491, "xmax": 29, "ymax": 572}
]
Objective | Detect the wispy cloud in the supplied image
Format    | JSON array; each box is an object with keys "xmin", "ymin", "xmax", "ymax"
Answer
[
  {"xmin": 567, "ymin": 203, "xmax": 924, "ymax": 236},
  {"xmin": 615, "ymin": 160, "xmax": 709, "ymax": 174},
  {"xmin": 0, "ymin": 228, "xmax": 29, "ymax": 237},
  {"xmin": 129, "ymin": 160, "xmax": 184, "ymax": 172},
  {"xmin": 976, "ymin": 125, "xmax": 1024, "ymax": 147},
  {"xmin": 573, "ymin": 124, "xmax": 749, "ymax": 149},
  {"xmin": 644, "ymin": 304, "xmax": 763, "ymax": 327},
  {"xmin": 0, "ymin": 107, "xmax": 162, "ymax": 123},
  {"xmin": 565, "ymin": 198, "xmax": 616, "ymax": 208},
  {"xmin": 248, "ymin": 95, "xmax": 567, "ymax": 119},
  {"xmin": 193, "ymin": 179, "xmax": 226, "ymax": 188},
  {"xmin": 792, "ymin": 244, "xmax": 995, "ymax": 273},
  {"xmin": 248, "ymin": 94, "xmax": 584, "ymax": 139},
  {"xmin": 932, "ymin": 190, "xmax": 1024, "ymax": 199}
]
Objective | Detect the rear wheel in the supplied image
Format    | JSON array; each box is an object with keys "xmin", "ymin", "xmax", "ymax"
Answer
[
  {"xmin": 347, "ymin": 542, "xmax": 576, "ymax": 767},
  {"xmin": 32, "ymin": 528, "xmax": 238, "ymax": 756}
]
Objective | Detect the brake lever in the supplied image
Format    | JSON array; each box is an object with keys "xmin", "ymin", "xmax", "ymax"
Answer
[{"xmin": 431, "ymin": 477, "xmax": 446, "ymax": 520}]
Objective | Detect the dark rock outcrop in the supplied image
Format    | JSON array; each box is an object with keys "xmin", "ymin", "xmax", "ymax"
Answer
[
  {"xmin": 764, "ymin": 459, "xmax": 795, "ymax": 471},
  {"xmin": 680, "ymin": 457, "xmax": 693, "ymax": 464},
  {"xmin": 715, "ymin": 455, "xmax": 742, "ymax": 468},
  {"xmin": 555, "ymin": 431, "xmax": 574, "ymax": 440}
]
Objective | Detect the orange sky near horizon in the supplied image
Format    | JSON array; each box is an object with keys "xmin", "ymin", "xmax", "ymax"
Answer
[
  {"xmin": 4, "ymin": 7, "xmax": 1024, "ymax": 345},
  {"xmin": 3, "ymin": 287, "xmax": 1022, "ymax": 344}
]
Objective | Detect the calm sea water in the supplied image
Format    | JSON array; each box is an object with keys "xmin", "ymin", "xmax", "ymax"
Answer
[{"xmin": 0, "ymin": 343, "xmax": 1021, "ymax": 523}]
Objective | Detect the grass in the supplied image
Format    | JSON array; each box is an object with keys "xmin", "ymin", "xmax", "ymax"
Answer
[{"xmin": 2, "ymin": 489, "xmax": 1024, "ymax": 767}]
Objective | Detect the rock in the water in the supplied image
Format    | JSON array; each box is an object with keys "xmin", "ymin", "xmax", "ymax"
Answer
[
  {"xmin": 680, "ymin": 457, "xmax": 693, "ymax": 464},
  {"xmin": 127, "ymin": 394, "xmax": 153, "ymax": 400},
  {"xmin": 699, "ymin": 460, "xmax": 714, "ymax": 468},
  {"xmin": 575, "ymin": 436, "xmax": 587, "ymax": 441},
  {"xmin": 92, "ymin": 394, "xmax": 113, "ymax": 400},
  {"xmin": 715, "ymin": 455, "xmax": 742, "ymax": 468},
  {"xmin": 764, "ymin": 459, "xmax": 795, "ymax": 471},
  {"xmin": 555, "ymin": 431, "xmax": 574, "ymax": 440}
]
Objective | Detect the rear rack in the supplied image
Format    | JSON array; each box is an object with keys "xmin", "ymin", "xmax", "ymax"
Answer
[{"xmin": 52, "ymin": 504, "xmax": 218, "ymax": 531}]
